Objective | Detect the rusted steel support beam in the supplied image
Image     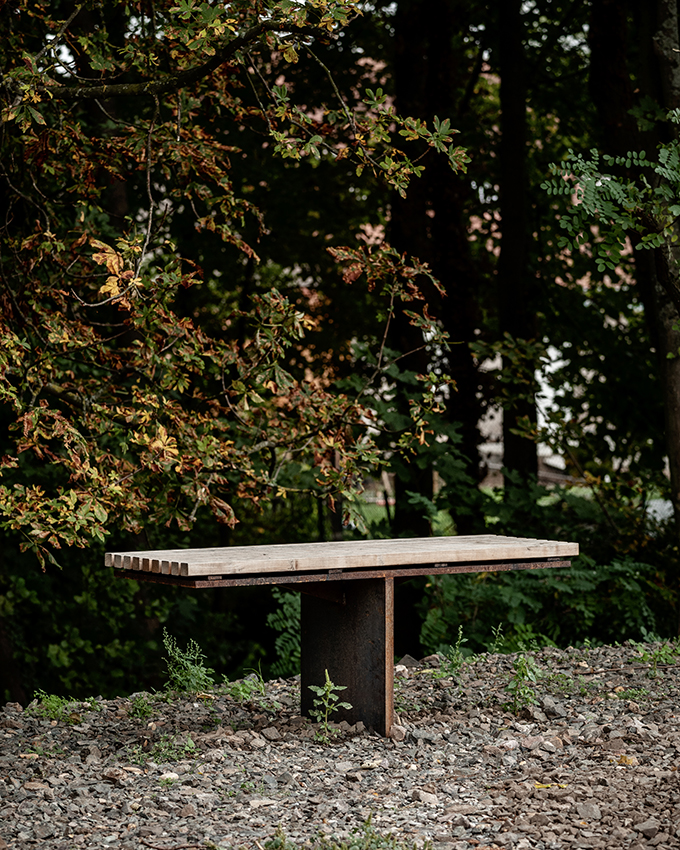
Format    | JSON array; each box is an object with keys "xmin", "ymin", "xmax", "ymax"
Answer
[{"xmin": 300, "ymin": 577, "xmax": 394, "ymax": 737}]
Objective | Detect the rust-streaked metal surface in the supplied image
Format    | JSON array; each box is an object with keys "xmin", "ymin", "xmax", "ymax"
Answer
[
  {"xmin": 300, "ymin": 577, "xmax": 394, "ymax": 737},
  {"xmin": 115, "ymin": 557, "xmax": 571, "ymax": 588}
]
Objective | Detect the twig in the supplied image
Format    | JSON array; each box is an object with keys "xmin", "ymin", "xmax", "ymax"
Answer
[
  {"xmin": 94, "ymin": 98, "xmax": 136, "ymax": 127},
  {"xmin": 245, "ymin": 51, "xmax": 323, "ymax": 150},
  {"xmin": 34, "ymin": 5, "xmax": 83, "ymax": 63},
  {"xmin": 139, "ymin": 841, "xmax": 203, "ymax": 850},
  {"xmin": 70, "ymin": 283, "xmax": 139, "ymax": 309},
  {"xmin": 376, "ymin": 291, "xmax": 395, "ymax": 372},
  {"xmin": 138, "ymin": 93, "xmax": 160, "ymax": 271},
  {"xmin": 305, "ymin": 46, "xmax": 357, "ymax": 136},
  {"xmin": 189, "ymin": 473, "xmax": 214, "ymax": 523}
]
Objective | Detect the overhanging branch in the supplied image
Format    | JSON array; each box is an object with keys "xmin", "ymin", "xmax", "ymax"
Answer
[{"xmin": 39, "ymin": 22, "xmax": 322, "ymax": 101}]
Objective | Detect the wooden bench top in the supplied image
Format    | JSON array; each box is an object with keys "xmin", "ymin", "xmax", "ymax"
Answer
[{"xmin": 106, "ymin": 534, "xmax": 578, "ymax": 578}]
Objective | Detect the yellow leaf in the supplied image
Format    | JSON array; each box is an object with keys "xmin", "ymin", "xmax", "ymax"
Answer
[
  {"xmin": 99, "ymin": 276, "xmax": 120, "ymax": 298},
  {"xmin": 90, "ymin": 238, "xmax": 124, "ymax": 275},
  {"xmin": 283, "ymin": 45, "xmax": 298, "ymax": 63}
]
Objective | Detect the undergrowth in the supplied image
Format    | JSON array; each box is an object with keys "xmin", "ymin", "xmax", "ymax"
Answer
[{"xmin": 265, "ymin": 818, "xmax": 429, "ymax": 850}]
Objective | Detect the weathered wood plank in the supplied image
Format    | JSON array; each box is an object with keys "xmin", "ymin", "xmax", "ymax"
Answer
[{"xmin": 106, "ymin": 535, "xmax": 578, "ymax": 578}]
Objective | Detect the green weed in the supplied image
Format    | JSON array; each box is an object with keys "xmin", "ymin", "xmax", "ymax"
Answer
[
  {"xmin": 435, "ymin": 625, "xmax": 468, "ymax": 679},
  {"xmin": 543, "ymin": 671, "xmax": 575, "ymax": 695},
  {"xmin": 308, "ymin": 669, "xmax": 352, "ymax": 743},
  {"xmin": 128, "ymin": 694, "xmax": 153, "ymax": 719},
  {"xmin": 27, "ymin": 690, "xmax": 78, "ymax": 724},
  {"xmin": 127, "ymin": 733, "xmax": 196, "ymax": 765},
  {"xmin": 505, "ymin": 652, "xmax": 542, "ymax": 715},
  {"xmin": 265, "ymin": 817, "xmax": 428, "ymax": 850},
  {"xmin": 632, "ymin": 640, "xmax": 679, "ymax": 677},
  {"xmin": 489, "ymin": 622, "xmax": 505, "ymax": 654},
  {"xmin": 162, "ymin": 629, "xmax": 215, "ymax": 693},
  {"xmin": 223, "ymin": 666, "xmax": 266, "ymax": 702},
  {"xmin": 616, "ymin": 687, "xmax": 649, "ymax": 700}
]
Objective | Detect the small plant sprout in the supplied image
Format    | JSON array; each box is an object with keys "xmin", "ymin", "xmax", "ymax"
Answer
[
  {"xmin": 632, "ymin": 640, "xmax": 679, "ymax": 678},
  {"xmin": 162, "ymin": 629, "xmax": 215, "ymax": 693},
  {"xmin": 490, "ymin": 622, "xmax": 505, "ymax": 654},
  {"xmin": 27, "ymin": 691, "xmax": 78, "ymax": 724},
  {"xmin": 128, "ymin": 694, "xmax": 153, "ymax": 719},
  {"xmin": 308, "ymin": 669, "xmax": 352, "ymax": 743},
  {"xmin": 505, "ymin": 651, "xmax": 542, "ymax": 715},
  {"xmin": 436, "ymin": 625, "xmax": 468, "ymax": 678}
]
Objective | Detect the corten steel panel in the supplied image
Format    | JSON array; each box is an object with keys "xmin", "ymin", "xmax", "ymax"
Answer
[
  {"xmin": 300, "ymin": 577, "xmax": 394, "ymax": 737},
  {"xmin": 115, "ymin": 558, "xmax": 571, "ymax": 588}
]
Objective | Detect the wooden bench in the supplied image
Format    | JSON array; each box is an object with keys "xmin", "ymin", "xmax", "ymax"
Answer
[{"xmin": 106, "ymin": 534, "xmax": 578, "ymax": 736}]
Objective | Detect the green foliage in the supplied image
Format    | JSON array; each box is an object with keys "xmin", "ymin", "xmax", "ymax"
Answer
[
  {"xmin": 420, "ymin": 553, "xmax": 673, "ymax": 657},
  {"xmin": 308, "ymin": 669, "xmax": 352, "ymax": 742},
  {"xmin": 26, "ymin": 690, "xmax": 77, "ymax": 724},
  {"xmin": 505, "ymin": 653, "xmax": 542, "ymax": 715},
  {"xmin": 632, "ymin": 639, "xmax": 680, "ymax": 677},
  {"xmin": 222, "ymin": 667, "xmax": 280, "ymax": 713},
  {"xmin": 129, "ymin": 694, "xmax": 154, "ymax": 720},
  {"xmin": 266, "ymin": 588, "xmax": 301, "ymax": 677},
  {"xmin": 616, "ymin": 687, "xmax": 649, "ymax": 701},
  {"xmin": 162, "ymin": 629, "xmax": 215, "ymax": 693},
  {"xmin": 434, "ymin": 625, "xmax": 468, "ymax": 679},
  {"xmin": 127, "ymin": 734, "xmax": 196, "ymax": 765},
  {"xmin": 0, "ymin": 1, "xmax": 465, "ymax": 568},
  {"xmin": 420, "ymin": 468, "xmax": 677, "ymax": 657},
  {"xmin": 489, "ymin": 623, "xmax": 505, "ymax": 655},
  {"xmin": 265, "ymin": 819, "xmax": 426, "ymax": 850},
  {"xmin": 542, "ymin": 111, "xmax": 680, "ymax": 273}
]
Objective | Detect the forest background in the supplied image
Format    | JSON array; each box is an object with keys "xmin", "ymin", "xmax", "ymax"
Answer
[{"xmin": 2, "ymin": 0, "xmax": 680, "ymax": 705}]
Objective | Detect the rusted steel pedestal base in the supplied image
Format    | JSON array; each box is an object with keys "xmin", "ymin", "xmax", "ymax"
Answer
[{"xmin": 300, "ymin": 577, "xmax": 394, "ymax": 737}]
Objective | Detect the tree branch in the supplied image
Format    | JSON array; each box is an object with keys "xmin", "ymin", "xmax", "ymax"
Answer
[{"xmin": 38, "ymin": 22, "xmax": 323, "ymax": 100}]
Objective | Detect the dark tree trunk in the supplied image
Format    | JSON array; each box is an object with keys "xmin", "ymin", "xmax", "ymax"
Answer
[
  {"xmin": 497, "ymin": 0, "xmax": 538, "ymax": 482},
  {"xmin": 391, "ymin": 0, "xmax": 484, "ymax": 535},
  {"xmin": 0, "ymin": 615, "xmax": 27, "ymax": 705},
  {"xmin": 589, "ymin": 0, "xmax": 680, "ymax": 629}
]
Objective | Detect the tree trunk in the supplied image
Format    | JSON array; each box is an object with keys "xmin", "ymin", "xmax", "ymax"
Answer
[
  {"xmin": 391, "ymin": 0, "xmax": 484, "ymax": 535},
  {"xmin": 497, "ymin": 0, "xmax": 538, "ymax": 483},
  {"xmin": 0, "ymin": 615, "xmax": 27, "ymax": 705},
  {"xmin": 589, "ymin": 0, "xmax": 680, "ymax": 628}
]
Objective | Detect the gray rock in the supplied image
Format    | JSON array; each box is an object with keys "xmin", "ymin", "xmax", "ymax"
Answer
[
  {"xmin": 576, "ymin": 801, "xmax": 602, "ymax": 821},
  {"xmin": 495, "ymin": 832, "xmax": 522, "ymax": 846},
  {"xmin": 635, "ymin": 818, "xmax": 660, "ymax": 839},
  {"xmin": 261, "ymin": 726, "xmax": 281, "ymax": 741},
  {"xmin": 412, "ymin": 788, "xmax": 438, "ymax": 805}
]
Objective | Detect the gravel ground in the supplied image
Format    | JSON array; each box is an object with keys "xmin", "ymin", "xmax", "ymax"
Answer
[{"xmin": 1, "ymin": 641, "xmax": 680, "ymax": 850}]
